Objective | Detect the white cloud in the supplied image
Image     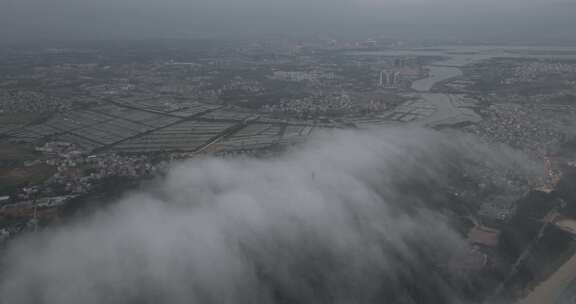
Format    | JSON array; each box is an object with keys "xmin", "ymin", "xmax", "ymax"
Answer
[{"xmin": 0, "ymin": 128, "xmax": 539, "ymax": 303}]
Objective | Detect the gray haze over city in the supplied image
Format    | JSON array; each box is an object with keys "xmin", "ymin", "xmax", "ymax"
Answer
[
  {"xmin": 1, "ymin": 0, "xmax": 576, "ymax": 303},
  {"xmin": 1, "ymin": 0, "xmax": 576, "ymax": 43}
]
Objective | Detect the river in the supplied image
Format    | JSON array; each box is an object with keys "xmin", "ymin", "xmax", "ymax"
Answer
[
  {"xmin": 348, "ymin": 45, "xmax": 576, "ymax": 93},
  {"xmin": 411, "ymin": 66, "xmax": 462, "ymax": 92},
  {"xmin": 346, "ymin": 45, "xmax": 576, "ymax": 127}
]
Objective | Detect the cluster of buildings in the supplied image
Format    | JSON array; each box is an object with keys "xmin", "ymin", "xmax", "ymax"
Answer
[
  {"xmin": 221, "ymin": 77, "xmax": 264, "ymax": 94},
  {"xmin": 0, "ymin": 144, "xmax": 164, "ymax": 244},
  {"xmin": 270, "ymin": 70, "xmax": 336, "ymax": 83},
  {"xmin": 463, "ymin": 58, "xmax": 576, "ymax": 93},
  {"xmin": 510, "ymin": 61, "xmax": 576, "ymax": 83},
  {"xmin": 378, "ymin": 68, "xmax": 422, "ymax": 89},
  {"xmin": 464, "ymin": 104, "xmax": 568, "ymax": 159},
  {"xmin": 0, "ymin": 90, "xmax": 72, "ymax": 113},
  {"xmin": 12, "ymin": 141, "xmax": 159, "ymax": 200},
  {"xmin": 47, "ymin": 153, "xmax": 157, "ymax": 195},
  {"xmin": 378, "ymin": 70, "xmax": 401, "ymax": 88},
  {"xmin": 260, "ymin": 94, "xmax": 356, "ymax": 118}
]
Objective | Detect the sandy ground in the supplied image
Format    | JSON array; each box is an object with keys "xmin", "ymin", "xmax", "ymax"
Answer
[
  {"xmin": 556, "ymin": 219, "xmax": 576, "ymax": 235},
  {"xmin": 517, "ymin": 246, "xmax": 576, "ymax": 304}
]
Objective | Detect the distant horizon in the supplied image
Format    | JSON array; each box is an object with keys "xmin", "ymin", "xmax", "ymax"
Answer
[{"xmin": 1, "ymin": 0, "xmax": 575, "ymax": 45}]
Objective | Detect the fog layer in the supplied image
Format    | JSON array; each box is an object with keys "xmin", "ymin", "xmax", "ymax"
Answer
[{"xmin": 0, "ymin": 128, "xmax": 539, "ymax": 303}]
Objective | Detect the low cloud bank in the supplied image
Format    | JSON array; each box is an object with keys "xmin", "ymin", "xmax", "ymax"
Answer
[{"xmin": 0, "ymin": 128, "xmax": 540, "ymax": 303}]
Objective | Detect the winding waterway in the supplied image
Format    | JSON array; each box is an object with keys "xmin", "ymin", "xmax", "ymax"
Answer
[{"xmin": 348, "ymin": 45, "xmax": 576, "ymax": 93}]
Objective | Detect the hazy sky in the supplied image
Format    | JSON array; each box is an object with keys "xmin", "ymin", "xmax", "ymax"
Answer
[{"xmin": 1, "ymin": 0, "xmax": 575, "ymax": 43}]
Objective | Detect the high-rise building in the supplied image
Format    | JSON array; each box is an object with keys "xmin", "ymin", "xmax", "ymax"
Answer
[{"xmin": 379, "ymin": 70, "xmax": 401, "ymax": 87}]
